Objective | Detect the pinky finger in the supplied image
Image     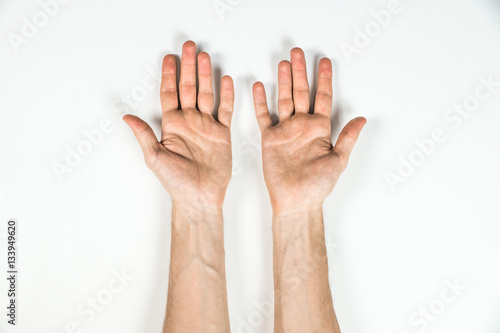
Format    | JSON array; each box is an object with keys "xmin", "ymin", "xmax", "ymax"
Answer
[{"xmin": 218, "ymin": 75, "xmax": 234, "ymax": 128}]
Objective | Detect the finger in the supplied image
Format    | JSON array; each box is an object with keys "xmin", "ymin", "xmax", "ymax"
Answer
[
  {"xmin": 333, "ymin": 117, "xmax": 367, "ymax": 167},
  {"xmin": 160, "ymin": 54, "xmax": 178, "ymax": 113},
  {"xmin": 290, "ymin": 47, "xmax": 310, "ymax": 114},
  {"xmin": 218, "ymin": 75, "xmax": 234, "ymax": 128},
  {"xmin": 314, "ymin": 58, "xmax": 333, "ymax": 116},
  {"xmin": 278, "ymin": 60, "xmax": 293, "ymax": 120},
  {"xmin": 123, "ymin": 114, "xmax": 159, "ymax": 167},
  {"xmin": 197, "ymin": 52, "xmax": 214, "ymax": 115},
  {"xmin": 179, "ymin": 40, "xmax": 197, "ymax": 109},
  {"xmin": 252, "ymin": 82, "xmax": 272, "ymax": 131}
]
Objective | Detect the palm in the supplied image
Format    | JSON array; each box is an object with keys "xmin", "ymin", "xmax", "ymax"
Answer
[
  {"xmin": 153, "ymin": 108, "xmax": 232, "ymax": 205},
  {"xmin": 124, "ymin": 41, "xmax": 235, "ymax": 208},
  {"xmin": 262, "ymin": 114, "xmax": 340, "ymax": 206},
  {"xmin": 253, "ymin": 48, "xmax": 366, "ymax": 212}
]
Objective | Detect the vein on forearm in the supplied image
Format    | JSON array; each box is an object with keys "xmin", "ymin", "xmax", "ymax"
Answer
[
  {"xmin": 164, "ymin": 203, "xmax": 229, "ymax": 333},
  {"xmin": 272, "ymin": 208, "xmax": 338, "ymax": 333}
]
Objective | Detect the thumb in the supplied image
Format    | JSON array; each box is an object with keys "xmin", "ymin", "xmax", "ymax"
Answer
[
  {"xmin": 333, "ymin": 117, "xmax": 367, "ymax": 167},
  {"xmin": 123, "ymin": 114, "xmax": 159, "ymax": 167}
]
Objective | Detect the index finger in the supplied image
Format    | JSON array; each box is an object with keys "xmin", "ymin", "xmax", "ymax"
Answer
[{"xmin": 314, "ymin": 58, "xmax": 333, "ymax": 117}]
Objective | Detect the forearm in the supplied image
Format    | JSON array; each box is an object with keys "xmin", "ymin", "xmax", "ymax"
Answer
[
  {"xmin": 163, "ymin": 202, "xmax": 230, "ymax": 333},
  {"xmin": 272, "ymin": 207, "xmax": 340, "ymax": 333}
]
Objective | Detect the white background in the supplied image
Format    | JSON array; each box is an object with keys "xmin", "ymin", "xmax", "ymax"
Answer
[{"xmin": 1, "ymin": 0, "xmax": 500, "ymax": 332}]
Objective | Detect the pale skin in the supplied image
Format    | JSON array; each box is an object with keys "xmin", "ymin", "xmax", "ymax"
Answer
[
  {"xmin": 124, "ymin": 41, "xmax": 365, "ymax": 332},
  {"xmin": 252, "ymin": 48, "xmax": 366, "ymax": 333},
  {"xmin": 124, "ymin": 41, "xmax": 233, "ymax": 333}
]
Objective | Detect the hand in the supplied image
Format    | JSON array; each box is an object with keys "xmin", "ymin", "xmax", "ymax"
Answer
[
  {"xmin": 252, "ymin": 48, "xmax": 366, "ymax": 214},
  {"xmin": 124, "ymin": 41, "xmax": 235, "ymax": 211}
]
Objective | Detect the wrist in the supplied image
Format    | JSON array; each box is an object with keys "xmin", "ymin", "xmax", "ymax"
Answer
[
  {"xmin": 272, "ymin": 206, "xmax": 324, "ymax": 239},
  {"xmin": 172, "ymin": 201, "xmax": 225, "ymax": 232},
  {"xmin": 271, "ymin": 203, "xmax": 323, "ymax": 218},
  {"xmin": 269, "ymin": 191, "xmax": 324, "ymax": 216},
  {"xmin": 272, "ymin": 206, "xmax": 326, "ymax": 261},
  {"xmin": 172, "ymin": 200, "xmax": 224, "ymax": 217},
  {"xmin": 171, "ymin": 201, "xmax": 225, "ymax": 244}
]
